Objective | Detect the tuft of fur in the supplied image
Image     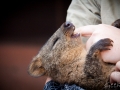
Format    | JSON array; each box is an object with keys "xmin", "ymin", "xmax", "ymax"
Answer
[{"xmin": 28, "ymin": 20, "xmax": 120, "ymax": 90}]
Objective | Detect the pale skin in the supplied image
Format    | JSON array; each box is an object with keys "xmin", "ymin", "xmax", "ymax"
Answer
[
  {"xmin": 75, "ymin": 24, "xmax": 120, "ymax": 83},
  {"xmin": 46, "ymin": 24, "xmax": 120, "ymax": 83}
]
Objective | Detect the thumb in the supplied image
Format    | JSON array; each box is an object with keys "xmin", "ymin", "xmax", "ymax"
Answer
[{"xmin": 75, "ymin": 25, "xmax": 97, "ymax": 37}]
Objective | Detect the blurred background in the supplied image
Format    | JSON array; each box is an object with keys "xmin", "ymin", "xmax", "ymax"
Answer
[{"xmin": 0, "ymin": 0, "xmax": 71, "ymax": 90}]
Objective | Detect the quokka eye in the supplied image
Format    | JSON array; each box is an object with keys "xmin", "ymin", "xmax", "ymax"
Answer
[{"xmin": 53, "ymin": 37, "xmax": 59, "ymax": 47}]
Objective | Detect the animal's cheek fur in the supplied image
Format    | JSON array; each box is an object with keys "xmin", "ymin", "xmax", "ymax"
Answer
[{"xmin": 59, "ymin": 47, "xmax": 85, "ymax": 66}]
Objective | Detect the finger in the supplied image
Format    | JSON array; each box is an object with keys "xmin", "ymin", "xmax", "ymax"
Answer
[
  {"xmin": 75, "ymin": 25, "xmax": 97, "ymax": 37},
  {"xmin": 45, "ymin": 77, "xmax": 52, "ymax": 84},
  {"xmin": 110, "ymin": 71, "xmax": 120, "ymax": 83},
  {"xmin": 115, "ymin": 61, "xmax": 120, "ymax": 71}
]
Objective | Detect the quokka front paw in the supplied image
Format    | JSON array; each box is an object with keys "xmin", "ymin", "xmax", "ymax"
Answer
[
  {"xmin": 112, "ymin": 19, "xmax": 120, "ymax": 29},
  {"xmin": 94, "ymin": 38, "xmax": 113, "ymax": 52}
]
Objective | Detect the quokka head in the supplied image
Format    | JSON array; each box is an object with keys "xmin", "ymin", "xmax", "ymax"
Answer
[{"xmin": 28, "ymin": 21, "xmax": 83, "ymax": 77}]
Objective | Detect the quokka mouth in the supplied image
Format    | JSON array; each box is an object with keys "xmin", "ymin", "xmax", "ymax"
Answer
[
  {"xmin": 63, "ymin": 21, "xmax": 80, "ymax": 38},
  {"xmin": 71, "ymin": 33, "xmax": 80, "ymax": 38},
  {"xmin": 70, "ymin": 26, "xmax": 80, "ymax": 38}
]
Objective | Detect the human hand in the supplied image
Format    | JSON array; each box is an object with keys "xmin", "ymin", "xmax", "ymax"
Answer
[
  {"xmin": 110, "ymin": 61, "xmax": 120, "ymax": 83},
  {"xmin": 75, "ymin": 24, "xmax": 120, "ymax": 63},
  {"xmin": 45, "ymin": 77, "xmax": 52, "ymax": 84},
  {"xmin": 75, "ymin": 24, "xmax": 120, "ymax": 83}
]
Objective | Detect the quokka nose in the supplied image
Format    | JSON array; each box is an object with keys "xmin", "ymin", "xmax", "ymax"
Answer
[{"xmin": 64, "ymin": 21, "xmax": 73, "ymax": 28}]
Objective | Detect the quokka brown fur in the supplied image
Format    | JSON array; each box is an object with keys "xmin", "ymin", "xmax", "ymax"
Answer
[{"xmin": 28, "ymin": 19, "xmax": 120, "ymax": 90}]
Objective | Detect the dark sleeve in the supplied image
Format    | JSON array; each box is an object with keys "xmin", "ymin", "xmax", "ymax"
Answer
[{"xmin": 44, "ymin": 80, "xmax": 85, "ymax": 90}]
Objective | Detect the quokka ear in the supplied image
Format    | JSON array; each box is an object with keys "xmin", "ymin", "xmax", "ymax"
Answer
[{"xmin": 28, "ymin": 57, "xmax": 45, "ymax": 77}]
